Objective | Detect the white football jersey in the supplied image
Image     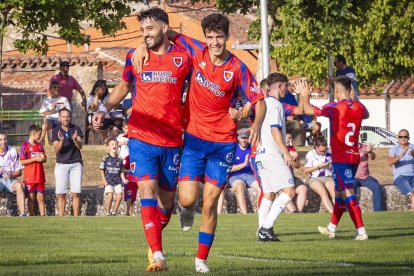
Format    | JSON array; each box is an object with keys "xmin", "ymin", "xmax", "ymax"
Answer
[{"xmin": 256, "ymin": 96, "xmax": 286, "ymax": 161}]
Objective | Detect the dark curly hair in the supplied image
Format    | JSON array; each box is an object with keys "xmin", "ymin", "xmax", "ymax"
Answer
[
  {"xmin": 266, "ymin": 73, "xmax": 288, "ymax": 87},
  {"xmin": 201, "ymin": 13, "xmax": 230, "ymax": 37},
  {"xmin": 90, "ymin": 79, "xmax": 109, "ymax": 100},
  {"xmin": 137, "ymin": 7, "xmax": 169, "ymax": 25}
]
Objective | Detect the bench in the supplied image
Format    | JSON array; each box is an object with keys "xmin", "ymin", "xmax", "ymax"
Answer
[{"xmin": 0, "ymin": 110, "xmax": 43, "ymax": 143}]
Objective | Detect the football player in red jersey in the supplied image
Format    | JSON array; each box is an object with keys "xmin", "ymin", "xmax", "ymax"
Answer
[
  {"xmin": 20, "ymin": 125, "xmax": 47, "ymax": 216},
  {"xmin": 296, "ymin": 76, "xmax": 370, "ymax": 241},
  {"xmin": 92, "ymin": 8, "xmax": 192, "ymax": 272}
]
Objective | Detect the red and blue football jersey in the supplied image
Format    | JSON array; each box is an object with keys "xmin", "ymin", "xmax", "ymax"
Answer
[
  {"xmin": 313, "ymin": 99, "xmax": 369, "ymax": 164},
  {"xmin": 20, "ymin": 141, "xmax": 46, "ymax": 184},
  {"xmin": 122, "ymin": 45, "xmax": 192, "ymax": 147},
  {"xmin": 172, "ymin": 34, "xmax": 264, "ymax": 143}
]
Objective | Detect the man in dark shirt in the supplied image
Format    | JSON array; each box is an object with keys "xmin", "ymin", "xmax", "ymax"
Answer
[{"xmin": 52, "ymin": 108, "xmax": 83, "ymax": 216}]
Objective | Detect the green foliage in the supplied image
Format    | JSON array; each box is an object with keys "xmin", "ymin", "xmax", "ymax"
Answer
[
  {"xmin": 191, "ymin": 0, "xmax": 413, "ymax": 87},
  {"xmin": 0, "ymin": 0, "xmax": 131, "ymax": 54}
]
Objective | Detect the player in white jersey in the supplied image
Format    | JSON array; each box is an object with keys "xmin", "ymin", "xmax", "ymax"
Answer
[{"xmin": 255, "ymin": 73, "xmax": 297, "ymax": 241}]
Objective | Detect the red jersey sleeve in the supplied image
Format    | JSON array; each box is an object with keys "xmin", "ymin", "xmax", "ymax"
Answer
[
  {"xmin": 282, "ymin": 103, "xmax": 296, "ymax": 117},
  {"xmin": 172, "ymin": 34, "xmax": 206, "ymax": 57},
  {"xmin": 313, "ymin": 103, "xmax": 337, "ymax": 119},
  {"xmin": 235, "ymin": 62, "xmax": 264, "ymax": 104},
  {"xmin": 121, "ymin": 49, "xmax": 135, "ymax": 83},
  {"xmin": 19, "ymin": 142, "xmax": 29, "ymax": 161}
]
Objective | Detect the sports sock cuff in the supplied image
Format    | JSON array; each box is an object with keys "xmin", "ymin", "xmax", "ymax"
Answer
[
  {"xmin": 278, "ymin": 192, "xmax": 292, "ymax": 205},
  {"xmin": 345, "ymin": 195, "xmax": 357, "ymax": 204},
  {"xmin": 199, "ymin": 232, "xmax": 215, "ymax": 246},
  {"xmin": 141, "ymin": 198, "xmax": 157, "ymax": 207},
  {"xmin": 157, "ymin": 206, "xmax": 172, "ymax": 215},
  {"xmin": 261, "ymin": 198, "xmax": 273, "ymax": 206}
]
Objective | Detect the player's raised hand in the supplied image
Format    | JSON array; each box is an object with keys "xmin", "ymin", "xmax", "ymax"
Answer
[
  {"xmin": 228, "ymin": 107, "xmax": 243, "ymax": 121},
  {"xmin": 57, "ymin": 130, "xmax": 64, "ymax": 141},
  {"xmin": 92, "ymin": 112, "xmax": 105, "ymax": 130},
  {"xmin": 131, "ymin": 43, "xmax": 149, "ymax": 73},
  {"xmin": 294, "ymin": 79, "xmax": 311, "ymax": 98}
]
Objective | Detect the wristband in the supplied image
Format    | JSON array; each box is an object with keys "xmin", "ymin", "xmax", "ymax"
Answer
[{"xmin": 97, "ymin": 105, "xmax": 108, "ymax": 115}]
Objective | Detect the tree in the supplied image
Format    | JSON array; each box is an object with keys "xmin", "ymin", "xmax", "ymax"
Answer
[
  {"xmin": 0, "ymin": 0, "xmax": 131, "ymax": 55},
  {"xmin": 190, "ymin": 0, "xmax": 413, "ymax": 88}
]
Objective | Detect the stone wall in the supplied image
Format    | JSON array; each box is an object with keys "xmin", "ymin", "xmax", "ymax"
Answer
[{"xmin": 0, "ymin": 185, "xmax": 410, "ymax": 216}]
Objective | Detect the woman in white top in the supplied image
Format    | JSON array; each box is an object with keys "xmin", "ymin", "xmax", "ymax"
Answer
[
  {"xmin": 87, "ymin": 80, "xmax": 123, "ymax": 142},
  {"xmin": 304, "ymin": 137, "xmax": 335, "ymax": 213}
]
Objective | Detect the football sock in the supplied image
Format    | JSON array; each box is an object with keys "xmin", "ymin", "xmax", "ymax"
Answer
[
  {"xmin": 262, "ymin": 192, "xmax": 291, "ymax": 229},
  {"xmin": 258, "ymin": 197, "xmax": 272, "ymax": 228},
  {"xmin": 197, "ymin": 232, "xmax": 215, "ymax": 261},
  {"xmin": 157, "ymin": 206, "xmax": 172, "ymax": 230},
  {"xmin": 346, "ymin": 195, "xmax": 365, "ymax": 229},
  {"xmin": 329, "ymin": 197, "xmax": 346, "ymax": 232},
  {"xmin": 257, "ymin": 188, "xmax": 264, "ymax": 209},
  {"xmin": 141, "ymin": 199, "xmax": 162, "ymax": 253}
]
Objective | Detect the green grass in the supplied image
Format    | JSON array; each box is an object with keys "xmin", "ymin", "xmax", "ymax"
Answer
[{"xmin": 1, "ymin": 212, "xmax": 413, "ymax": 275}]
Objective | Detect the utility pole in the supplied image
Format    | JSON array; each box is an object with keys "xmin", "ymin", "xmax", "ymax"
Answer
[{"xmin": 260, "ymin": 0, "xmax": 270, "ymax": 78}]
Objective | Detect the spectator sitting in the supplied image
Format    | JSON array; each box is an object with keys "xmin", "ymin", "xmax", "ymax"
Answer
[
  {"xmin": 100, "ymin": 139, "xmax": 128, "ymax": 216},
  {"xmin": 223, "ymin": 128, "xmax": 261, "ymax": 214},
  {"xmin": 39, "ymin": 80, "xmax": 71, "ymax": 143},
  {"xmin": 285, "ymin": 131, "xmax": 308, "ymax": 213},
  {"xmin": 354, "ymin": 143, "xmax": 383, "ymax": 211},
  {"xmin": 20, "ymin": 125, "xmax": 47, "ymax": 216},
  {"xmin": 0, "ymin": 131, "xmax": 27, "ymax": 216},
  {"xmin": 304, "ymin": 137, "xmax": 335, "ymax": 213},
  {"xmin": 388, "ymin": 129, "xmax": 414, "ymax": 211},
  {"xmin": 87, "ymin": 79, "xmax": 123, "ymax": 143},
  {"xmin": 306, "ymin": 120, "xmax": 322, "ymax": 146},
  {"xmin": 52, "ymin": 108, "xmax": 84, "ymax": 216},
  {"xmin": 50, "ymin": 60, "xmax": 87, "ymax": 107}
]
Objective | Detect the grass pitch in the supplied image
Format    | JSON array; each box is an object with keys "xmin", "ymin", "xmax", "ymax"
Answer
[{"xmin": 0, "ymin": 212, "xmax": 413, "ymax": 275}]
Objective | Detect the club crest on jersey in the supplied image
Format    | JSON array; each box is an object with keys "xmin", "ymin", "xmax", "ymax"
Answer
[
  {"xmin": 223, "ymin": 71, "xmax": 233, "ymax": 82},
  {"xmin": 250, "ymin": 82, "xmax": 261, "ymax": 94},
  {"xmin": 173, "ymin": 57, "xmax": 182, "ymax": 67},
  {"xmin": 130, "ymin": 162, "xmax": 136, "ymax": 173}
]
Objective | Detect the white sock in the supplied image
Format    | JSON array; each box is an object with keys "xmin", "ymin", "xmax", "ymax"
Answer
[
  {"xmin": 357, "ymin": 227, "xmax": 366, "ymax": 235},
  {"xmin": 327, "ymin": 223, "xmax": 336, "ymax": 233},
  {"xmin": 258, "ymin": 198, "xmax": 273, "ymax": 228},
  {"xmin": 263, "ymin": 193, "xmax": 291, "ymax": 229},
  {"xmin": 153, "ymin": 251, "xmax": 164, "ymax": 261}
]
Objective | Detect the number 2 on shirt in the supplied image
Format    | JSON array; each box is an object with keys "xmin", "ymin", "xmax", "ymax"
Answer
[{"xmin": 345, "ymin": 123, "xmax": 356, "ymax": 146}]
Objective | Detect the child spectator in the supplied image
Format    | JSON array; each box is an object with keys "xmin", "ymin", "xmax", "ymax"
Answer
[
  {"xmin": 20, "ymin": 125, "xmax": 47, "ymax": 216},
  {"xmin": 39, "ymin": 80, "xmax": 71, "ymax": 143},
  {"xmin": 122, "ymin": 155, "xmax": 138, "ymax": 216},
  {"xmin": 285, "ymin": 131, "xmax": 308, "ymax": 213},
  {"xmin": 100, "ymin": 139, "xmax": 128, "ymax": 215}
]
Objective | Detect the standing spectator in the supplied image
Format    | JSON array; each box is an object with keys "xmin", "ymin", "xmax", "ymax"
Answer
[
  {"xmin": 20, "ymin": 125, "xmax": 47, "ymax": 216},
  {"xmin": 50, "ymin": 60, "xmax": 87, "ymax": 107},
  {"xmin": 39, "ymin": 80, "xmax": 71, "ymax": 143},
  {"xmin": 304, "ymin": 137, "xmax": 335, "ymax": 213},
  {"xmin": 285, "ymin": 132, "xmax": 308, "ymax": 213},
  {"xmin": 87, "ymin": 79, "xmax": 123, "ymax": 142},
  {"xmin": 52, "ymin": 109, "xmax": 83, "ymax": 216},
  {"xmin": 226, "ymin": 128, "xmax": 261, "ymax": 214},
  {"xmin": 388, "ymin": 129, "xmax": 414, "ymax": 211},
  {"xmin": 0, "ymin": 131, "xmax": 26, "ymax": 216},
  {"xmin": 354, "ymin": 143, "xmax": 383, "ymax": 211},
  {"xmin": 334, "ymin": 54, "xmax": 358, "ymax": 97},
  {"xmin": 100, "ymin": 139, "xmax": 127, "ymax": 216}
]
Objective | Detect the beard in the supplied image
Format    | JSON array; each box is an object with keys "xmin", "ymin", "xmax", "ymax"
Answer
[{"xmin": 144, "ymin": 29, "xmax": 164, "ymax": 50}]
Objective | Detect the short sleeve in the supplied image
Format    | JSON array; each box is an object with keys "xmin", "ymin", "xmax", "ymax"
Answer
[
  {"xmin": 99, "ymin": 156, "xmax": 106, "ymax": 170},
  {"xmin": 75, "ymin": 125, "xmax": 83, "ymax": 138},
  {"xmin": 267, "ymin": 99, "xmax": 283, "ymax": 129},
  {"xmin": 39, "ymin": 98, "xmax": 49, "ymax": 114},
  {"xmin": 19, "ymin": 143, "xmax": 29, "ymax": 160},
  {"xmin": 86, "ymin": 95, "xmax": 95, "ymax": 112},
  {"xmin": 51, "ymin": 127, "xmax": 59, "ymax": 143},
  {"xmin": 389, "ymin": 145, "xmax": 398, "ymax": 157},
  {"xmin": 172, "ymin": 34, "xmax": 206, "ymax": 57},
  {"xmin": 314, "ymin": 103, "xmax": 337, "ymax": 119},
  {"xmin": 304, "ymin": 151, "xmax": 313, "ymax": 168},
  {"xmin": 12, "ymin": 148, "xmax": 23, "ymax": 171},
  {"xmin": 235, "ymin": 62, "xmax": 264, "ymax": 105},
  {"xmin": 122, "ymin": 49, "xmax": 135, "ymax": 83},
  {"xmin": 72, "ymin": 77, "xmax": 82, "ymax": 91}
]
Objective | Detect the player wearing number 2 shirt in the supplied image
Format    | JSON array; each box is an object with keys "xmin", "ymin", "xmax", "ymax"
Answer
[
  {"xmin": 298, "ymin": 75, "xmax": 370, "ymax": 241},
  {"xmin": 167, "ymin": 13, "xmax": 266, "ymax": 273}
]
